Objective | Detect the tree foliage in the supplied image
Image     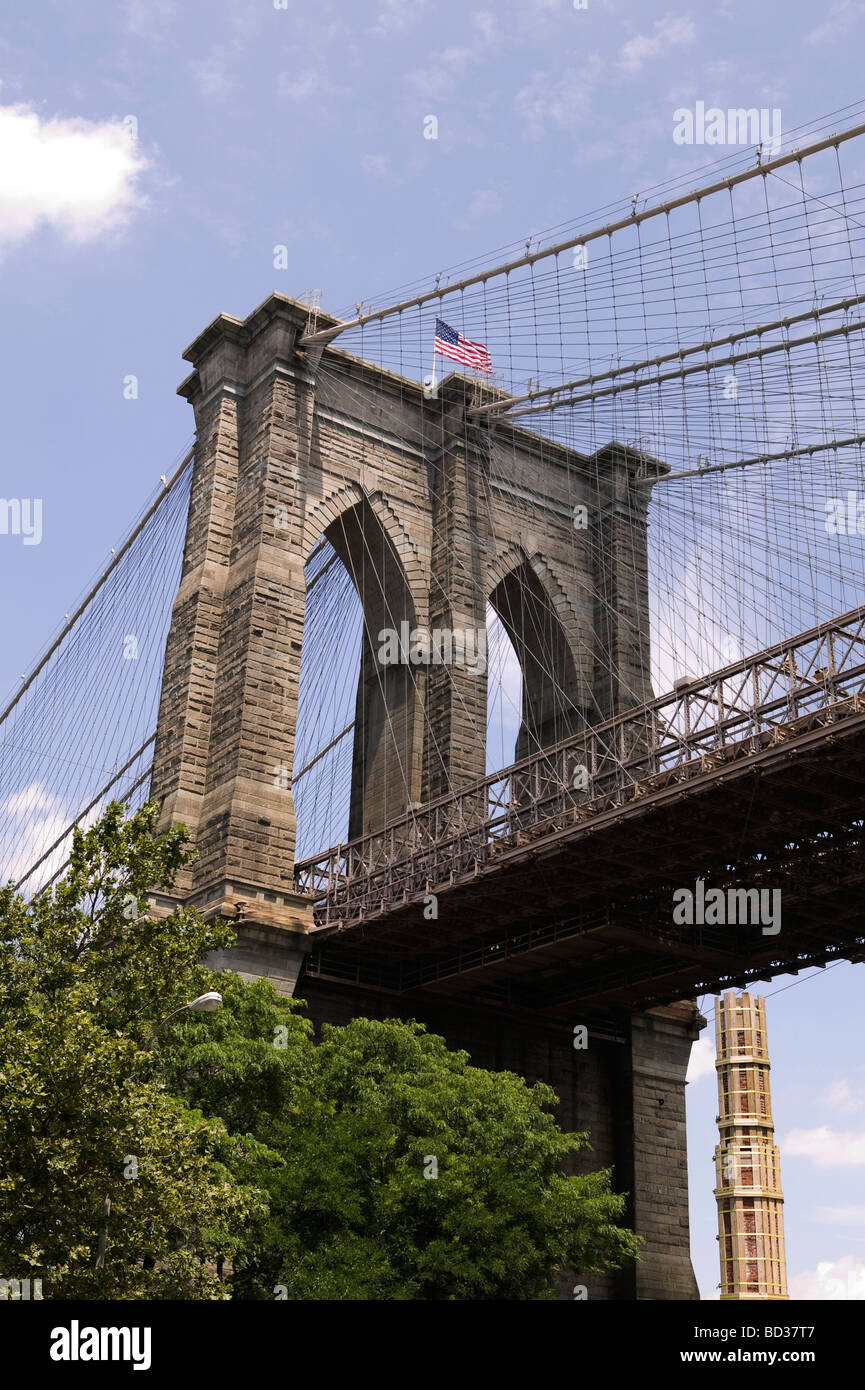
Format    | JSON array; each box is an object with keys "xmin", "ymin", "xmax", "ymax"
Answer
[
  {"xmin": 1, "ymin": 801, "xmax": 640, "ymax": 1300},
  {"xmin": 0, "ymin": 802, "xmax": 259, "ymax": 1298},
  {"xmin": 163, "ymin": 979, "xmax": 641, "ymax": 1300}
]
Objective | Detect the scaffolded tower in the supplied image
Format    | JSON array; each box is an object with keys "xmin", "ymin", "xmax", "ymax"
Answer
[{"xmin": 714, "ymin": 992, "xmax": 788, "ymax": 1299}]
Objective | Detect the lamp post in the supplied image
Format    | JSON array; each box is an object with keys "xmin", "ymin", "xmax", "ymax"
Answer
[
  {"xmin": 94, "ymin": 991, "xmax": 223, "ymax": 1271},
  {"xmin": 157, "ymin": 991, "xmax": 223, "ymax": 1026}
]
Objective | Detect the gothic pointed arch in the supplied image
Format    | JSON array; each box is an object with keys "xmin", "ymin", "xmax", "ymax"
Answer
[
  {"xmin": 488, "ymin": 556, "xmax": 588, "ymax": 764},
  {"xmin": 295, "ymin": 485, "xmax": 423, "ymax": 848},
  {"xmin": 301, "ymin": 481, "xmax": 426, "ymax": 623}
]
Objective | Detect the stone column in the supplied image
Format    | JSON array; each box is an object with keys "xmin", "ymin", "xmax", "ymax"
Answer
[
  {"xmin": 589, "ymin": 443, "xmax": 663, "ymax": 719},
  {"xmin": 151, "ymin": 297, "xmax": 323, "ymax": 990},
  {"xmin": 619, "ymin": 1001, "xmax": 703, "ymax": 1299},
  {"xmin": 150, "ymin": 387, "xmax": 240, "ymax": 899},
  {"xmin": 422, "ymin": 384, "xmax": 491, "ymax": 804}
]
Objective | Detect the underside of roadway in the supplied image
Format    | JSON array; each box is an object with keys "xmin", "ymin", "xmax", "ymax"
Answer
[{"xmin": 302, "ymin": 696, "xmax": 865, "ymax": 1021}]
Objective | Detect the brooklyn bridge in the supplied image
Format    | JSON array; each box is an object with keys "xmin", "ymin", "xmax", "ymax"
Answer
[{"xmin": 4, "ymin": 117, "xmax": 865, "ymax": 1299}]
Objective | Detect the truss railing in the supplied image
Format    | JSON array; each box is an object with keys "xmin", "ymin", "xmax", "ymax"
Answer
[{"xmin": 294, "ymin": 604, "xmax": 865, "ymax": 928}]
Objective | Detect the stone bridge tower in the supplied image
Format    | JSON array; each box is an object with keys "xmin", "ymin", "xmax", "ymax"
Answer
[{"xmin": 149, "ymin": 292, "xmax": 701, "ymax": 1300}]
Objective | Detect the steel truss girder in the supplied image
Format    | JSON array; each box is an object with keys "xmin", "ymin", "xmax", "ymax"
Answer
[{"xmin": 295, "ymin": 603, "xmax": 865, "ymax": 931}]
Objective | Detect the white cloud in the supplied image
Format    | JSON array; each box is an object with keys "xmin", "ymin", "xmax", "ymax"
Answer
[
  {"xmin": 0, "ymin": 104, "xmax": 147, "ymax": 251},
  {"xmin": 123, "ymin": 0, "xmax": 177, "ymax": 37},
  {"xmin": 370, "ymin": 0, "xmax": 432, "ymax": 36},
  {"xmin": 277, "ymin": 70, "xmax": 339, "ymax": 107},
  {"xmin": 687, "ymin": 1034, "xmax": 716, "ymax": 1083},
  {"xmin": 404, "ymin": 47, "xmax": 472, "ymax": 105},
  {"xmin": 826, "ymin": 1079, "xmax": 864, "ymax": 1114},
  {"xmin": 618, "ymin": 14, "xmax": 696, "ymax": 75},
  {"xmin": 361, "ymin": 154, "xmax": 390, "ymax": 179},
  {"xmin": 1, "ymin": 782, "xmax": 70, "ymax": 887},
  {"xmin": 486, "ymin": 606, "xmax": 522, "ymax": 773},
  {"xmin": 468, "ymin": 188, "xmax": 502, "ymax": 218},
  {"xmin": 2, "ymin": 781, "xmax": 108, "ymax": 891},
  {"xmin": 789, "ymin": 1256, "xmax": 865, "ymax": 1299},
  {"xmin": 190, "ymin": 53, "xmax": 236, "ymax": 100},
  {"xmin": 651, "ymin": 516, "xmax": 750, "ymax": 695},
  {"xmin": 514, "ymin": 56, "xmax": 604, "ymax": 141},
  {"xmin": 817, "ymin": 1206, "xmax": 865, "ymax": 1227},
  {"xmin": 807, "ymin": 0, "xmax": 865, "ymax": 44},
  {"xmin": 473, "ymin": 11, "xmax": 499, "ymax": 45},
  {"xmin": 782, "ymin": 1125, "xmax": 865, "ymax": 1166}
]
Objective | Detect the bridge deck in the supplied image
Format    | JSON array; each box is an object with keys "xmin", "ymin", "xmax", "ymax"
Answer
[{"xmin": 295, "ymin": 605, "xmax": 865, "ymax": 1012}]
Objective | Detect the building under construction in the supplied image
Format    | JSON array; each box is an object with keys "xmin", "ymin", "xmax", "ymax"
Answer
[{"xmin": 714, "ymin": 992, "xmax": 788, "ymax": 1300}]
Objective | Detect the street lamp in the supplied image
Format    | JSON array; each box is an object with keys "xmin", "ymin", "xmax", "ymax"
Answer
[
  {"xmin": 158, "ymin": 991, "xmax": 223, "ymax": 1026},
  {"xmin": 94, "ymin": 990, "xmax": 223, "ymax": 1272},
  {"xmin": 182, "ymin": 991, "xmax": 222, "ymax": 1013}
]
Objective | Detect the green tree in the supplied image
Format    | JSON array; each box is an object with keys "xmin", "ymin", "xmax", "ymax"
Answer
[
  {"xmin": 0, "ymin": 801, "xmax": 260, "ymax": 1299},
  {"xmin": 1, "ymin": 799, "xmax": 640, "ymax": 1300},
  {"xmin": 163, "ymin": 979, "xmax": 642, "ymax": 1300}
]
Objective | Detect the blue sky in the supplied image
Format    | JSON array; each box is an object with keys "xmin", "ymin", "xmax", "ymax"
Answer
[{"xmin": 2, "ymin": 0, "xmax": 865, "ymax": 1299}]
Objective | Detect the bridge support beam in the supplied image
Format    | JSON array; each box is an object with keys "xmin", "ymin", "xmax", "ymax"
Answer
[
  {"xmin": 589, "ymin": 443, "xmax": 660, "ymax": 716},
  {"xmin": 150, "ymin": 297, "xmax": 317, "ymax": 958},
  {"xmin": 621, "ymin": 1004, "xmax": 702, "ymax": 1299},
  {"xmin": 422, "ymin": 390, "xmax": 492, "ymax": 801}
]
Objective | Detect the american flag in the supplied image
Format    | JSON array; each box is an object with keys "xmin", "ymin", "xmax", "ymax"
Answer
[{"xmin": 434, "ymin": 318, "xmax": 493, "ymax": 374}]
